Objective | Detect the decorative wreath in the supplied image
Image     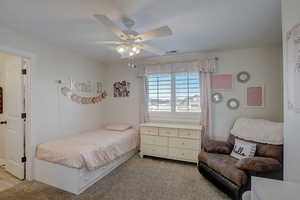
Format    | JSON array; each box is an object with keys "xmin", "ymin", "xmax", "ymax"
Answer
[{"xmin": 61, "ymin": 87, "xmax": 107, "ymax": 104}]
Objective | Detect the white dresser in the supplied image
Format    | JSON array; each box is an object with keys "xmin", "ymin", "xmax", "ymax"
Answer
[{"xmin": 140, "ymin": 122, "xmax": 202, "ymax": 163}]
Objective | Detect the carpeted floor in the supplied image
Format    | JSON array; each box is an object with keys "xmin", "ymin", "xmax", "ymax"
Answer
[
  {"xmin": 0, "ymin": 168, "xmax": 22, "ymax": 192},
  {"xmin": 0, "ymin": 155, "xmax": 230, "ymax": 200}
]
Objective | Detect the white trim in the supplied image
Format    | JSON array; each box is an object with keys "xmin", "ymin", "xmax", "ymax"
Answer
[
  {"xmin": 244, "ymin": 84, "xmax": 265, "ymax": 109},
  {"xmin": 0, "ymin": 45, "xmax": 34, "ymax": 181}
]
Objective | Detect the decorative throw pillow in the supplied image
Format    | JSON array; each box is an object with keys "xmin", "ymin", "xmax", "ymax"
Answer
[{"xmin": 230, "ymin": 139, "xmax": 256, "ymax": 160}]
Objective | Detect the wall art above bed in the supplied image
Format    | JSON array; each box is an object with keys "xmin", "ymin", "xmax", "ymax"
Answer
[
  {"xmin": 60, "ymin": 80, "xmax": 107, "ymax": 104},
  {"xmin": 113, "ymin": 81, "xmax": 130, "ymax": 97}
]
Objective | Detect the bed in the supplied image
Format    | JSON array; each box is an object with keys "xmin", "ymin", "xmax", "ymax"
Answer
[{"xmin": 34, "ymin": 128, "xmax": 139, "ymax": 195}]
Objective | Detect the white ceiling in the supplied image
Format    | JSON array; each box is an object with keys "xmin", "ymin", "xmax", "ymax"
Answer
[{"xmin": 0, "ymin": 0, "xmax": 282, "ymax": 62}]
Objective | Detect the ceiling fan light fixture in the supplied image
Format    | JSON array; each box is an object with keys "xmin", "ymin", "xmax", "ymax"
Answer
[
  {"xmin": 117, "ymin": 46, "xmax": 125, "ymax": 53},
  {"xmin": 132, "ymin": 46, "xmax": 137, "ymax": 52},
  {"xmin": 129, "ymin": 52, "xmax": 134, "ymax": 57}
]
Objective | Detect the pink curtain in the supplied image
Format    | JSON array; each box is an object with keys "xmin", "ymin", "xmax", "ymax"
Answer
[
  {"xmin": 138, "ymin": 67, "xmax": 149, "ymax": 123},
  {"xmin": 199, "ymin": 58, "xmax": 217, "ymax": 144}
]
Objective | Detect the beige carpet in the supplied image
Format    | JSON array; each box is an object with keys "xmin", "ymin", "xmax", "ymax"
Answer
[
  {"xmin": 0, "ymin": 168, "xmax": 21, "ymax": 192},
  {"xmin": 0, "ymin": 155, "xmax": 230, "ymax": 200}
]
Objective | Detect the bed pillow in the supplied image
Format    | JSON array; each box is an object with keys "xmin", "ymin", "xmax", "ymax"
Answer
[
  {"xmin": 105, "ymin": 123, "xmax": 132, "ymax": 131},
  {"xmin": 230, "ymin": 139, "xmax": 256, "ymax": 160}
]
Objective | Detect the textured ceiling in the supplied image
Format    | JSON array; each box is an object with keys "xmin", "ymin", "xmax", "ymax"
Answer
[{"xmin": 0, "ymin": 0, "xmax": 282, "ymax": 62}]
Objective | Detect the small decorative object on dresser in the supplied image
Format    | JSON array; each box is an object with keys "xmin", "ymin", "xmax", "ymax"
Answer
[{"xmin": 140, "ymin": 122, "xmax": 202, "ymax": 163}]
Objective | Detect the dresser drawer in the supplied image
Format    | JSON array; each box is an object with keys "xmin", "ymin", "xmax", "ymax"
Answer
[
  {"xmin": 159, "ymin": 128, "xmax": 178, "ymax": 137},
  {"xmin": 140, "ymin": 127, "xmax": 159, "ymax": 135},
  {"xmin": 169, "ymin": 148, "xmax": 198, "ymax": 161},
  {"xmin": 141, "ymin": 135, "xmax": 168, "ymax": 146},
  {"xmin": 178, "ymin": 129, "xmax": 200, "ymax": 139},
  {"xmin": 142, "ymin": 144, "xmax": 168, "ymax": 156},
  {"xmin": 169, "ymin": 138, "xmax": 199, "ymax": 150}
]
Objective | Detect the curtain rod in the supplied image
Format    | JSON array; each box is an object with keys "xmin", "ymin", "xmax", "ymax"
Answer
[{"xmin": 137, "ymin": 57, "xmax": 218, "ymax": 67}]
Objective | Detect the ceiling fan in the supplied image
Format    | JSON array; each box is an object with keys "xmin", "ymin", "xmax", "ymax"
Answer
[{"xmin": 93, "ymin": 14, "xmax": 173, "ymax": 58}]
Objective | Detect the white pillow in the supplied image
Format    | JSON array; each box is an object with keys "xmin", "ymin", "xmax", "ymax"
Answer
[
  {"xmin": 105, "ymin": 124, "xmax": 132, "ymax": 131},
  {"xmin": 230, "ymin": 139, "xmax": 256, "ymax": 160}
]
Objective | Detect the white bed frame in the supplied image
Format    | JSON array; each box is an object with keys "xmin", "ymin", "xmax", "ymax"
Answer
[{"xmin": 34, "ymin": 148, "xmax": 138, "ymax": 195}]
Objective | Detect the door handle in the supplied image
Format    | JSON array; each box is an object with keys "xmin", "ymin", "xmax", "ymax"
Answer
[{"xmin": 0, "ymin": 121, "xmax": 7, "ymax": 124}]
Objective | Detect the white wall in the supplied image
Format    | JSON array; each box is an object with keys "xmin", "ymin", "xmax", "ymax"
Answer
[
  {"xmin": 103, "ymin": 47, "xmax": 283, "ymax": 139},
  {"xmin": 0, "ymin": 25, "xmax": 106, "ymax": 177},
  {"xmin": 282, "ymin": 0, "xmax": 300, "ymax": 182}
]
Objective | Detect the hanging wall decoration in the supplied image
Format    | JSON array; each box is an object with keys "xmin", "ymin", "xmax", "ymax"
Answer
[
  {"xmin": 286, "ymin": 23, "xmax": 300, "ymax": 112},
  {"xmin": 60, "ymin": 80, "xmax": 107, "ymax": 104},
  {"xmin": 113, "ymin": 81, "xmax": 130, "ymax": 97},
  {"xmin": 212, "ymin": 74, "xmax": 233, "ymax": 90},
  {"xmin": 245, "ymin": 85, "xmax": 264, "ymax": 108},
  {"xmin": 227, "ymin": 98, "xmax": 240, "ymax": 110},
  {"xmin": 212, "ymin": 92, "xmax": 223, "ymax": 103},
  {"xmin": 237, "ymin": 71, "xmax": 250, "ymax": 83}
]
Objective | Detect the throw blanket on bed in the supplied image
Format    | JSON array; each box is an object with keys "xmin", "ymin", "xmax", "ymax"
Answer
[{"xmin": 36, "ymin": 129, "xmax": 139, "ymax": 170}]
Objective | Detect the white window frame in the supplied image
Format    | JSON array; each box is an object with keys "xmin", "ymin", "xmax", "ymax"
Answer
[{"xmin": 147, "ymin": 72, "xmax": 201, "ymax": 123}]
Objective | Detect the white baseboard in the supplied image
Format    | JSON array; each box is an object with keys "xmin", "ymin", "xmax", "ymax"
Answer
[{"xmin": 0, "ymin": 158, "xmax": 6, "ymax": 166}]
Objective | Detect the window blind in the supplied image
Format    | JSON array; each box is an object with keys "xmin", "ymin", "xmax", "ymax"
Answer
[
  {"xmin": 175, "ymin": 72, "xmax": 201, "ymax": 112},
  {"xmin": 146, "ymin": 72, "xmax": 200, "ymax": 113},
  {"xmin": 147, "ymin": 74, "xmax": 172, "ymax": 112}
]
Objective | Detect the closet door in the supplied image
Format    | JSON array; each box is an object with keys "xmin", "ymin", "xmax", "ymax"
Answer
[{"xmin": 4, "ymin": 56, "xmax": 25, "ymax": 180}]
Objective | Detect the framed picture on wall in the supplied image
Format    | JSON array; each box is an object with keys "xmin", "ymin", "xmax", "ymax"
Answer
[
  {"xmin": 245, "ymin": 85, "xmax": 264, "ymax": 108},
  {"xmin": 212, "ymin": 74, "xmax": 233, "ymax": 90}
]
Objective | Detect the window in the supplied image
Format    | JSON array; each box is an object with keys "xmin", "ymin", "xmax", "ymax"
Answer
[
  {"xmin": 148, "ymin": 74, "xmax": 172, "ymax": 112},
  {"xmin": 175, "ymin": 72, "xmax": 201, "ymax": 112},
  {"xmin": 147, "ymin": 72, "xmax": 201, "ymax": 116}
]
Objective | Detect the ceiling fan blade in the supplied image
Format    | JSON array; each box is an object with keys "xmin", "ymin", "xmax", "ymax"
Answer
[
  {"xmin": 140, "ymin": 43, "xmax": 165, "ymax": 55},
  {"xmin": 135, "ymin": 26, "xmax": 172, "ymax": 42},
  {"xmin": 94, "ymin": 14, "xmax": 128, "ymax": 40},
  {"xmin": 95, "ymin": 41, "xmax": 124, "ymax": 45}
]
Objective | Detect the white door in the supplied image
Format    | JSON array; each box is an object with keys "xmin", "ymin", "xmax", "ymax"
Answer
[{"xmin": 4, "ymin": 56, "xmax": 25, "ymax": 180}]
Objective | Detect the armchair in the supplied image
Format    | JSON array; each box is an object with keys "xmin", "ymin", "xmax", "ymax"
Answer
[{"xmin": 198, "ymin": 119, "xmax": 283, "ymax": 200}]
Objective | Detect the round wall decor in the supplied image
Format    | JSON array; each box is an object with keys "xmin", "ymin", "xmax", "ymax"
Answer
[
  {"xmin": 237, "ymin": 71, "xmax": 250, "ymax": 83},
  {"xmin": 227, "ymin": 98, "xmax": 240, "ymax": 110},
  {"xmin": 212, "ymin": 92, "xmax": 223, "ymax": 103}
]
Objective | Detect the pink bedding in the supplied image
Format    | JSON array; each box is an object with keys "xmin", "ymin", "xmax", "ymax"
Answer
[{"xmin": 36, "ymin": 128, "xmax": 139, "ymax": 170}]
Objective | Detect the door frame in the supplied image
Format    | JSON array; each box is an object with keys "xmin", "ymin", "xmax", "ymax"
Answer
[{"xmin": 0, "ymin": 45, "xmax": 34, "ymax": 180}]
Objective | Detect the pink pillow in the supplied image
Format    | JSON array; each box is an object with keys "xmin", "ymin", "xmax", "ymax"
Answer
[{"xmin": 105, "ymin": 124, "xmax": 132, "ymax": 131}]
